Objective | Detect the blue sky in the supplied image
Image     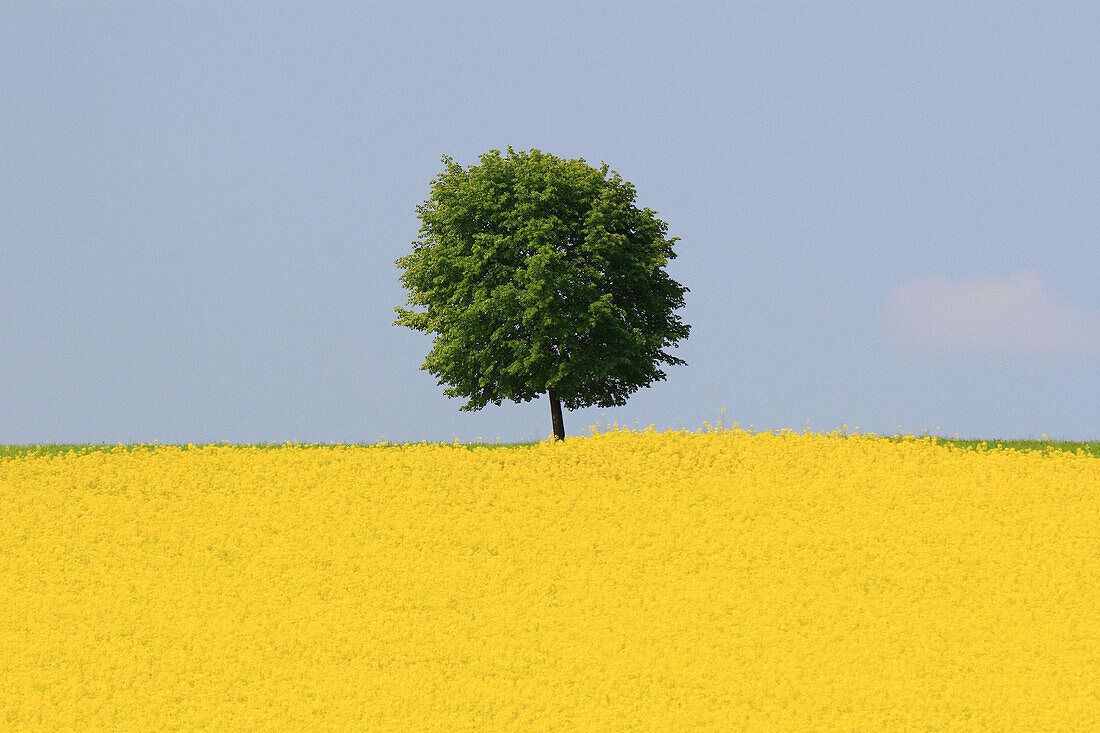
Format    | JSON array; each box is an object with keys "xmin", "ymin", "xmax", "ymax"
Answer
[{"xmin": 2, "ymin": 2, "xmax": 1097, "ymax": 445}]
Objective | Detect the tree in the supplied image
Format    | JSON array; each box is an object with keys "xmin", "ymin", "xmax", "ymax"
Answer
[{"xmin": 393, "ymin": 147, "xmax": 690, "ymax": 441}]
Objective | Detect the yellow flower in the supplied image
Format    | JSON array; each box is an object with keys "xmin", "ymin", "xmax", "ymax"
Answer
[{"xmin": 2, "ymin": 430, "xmax": 1098, "ymax": 728}]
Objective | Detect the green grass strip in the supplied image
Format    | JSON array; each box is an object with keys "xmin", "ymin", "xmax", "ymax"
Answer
[{"xmin": 2, "ymin": 434, "xmax": 1097, "ymax": 459}]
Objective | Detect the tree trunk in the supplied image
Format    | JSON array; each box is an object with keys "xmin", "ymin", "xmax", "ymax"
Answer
[{"xmin": 548, "ymin": 389, "xmax": 566, "ymax": 441}]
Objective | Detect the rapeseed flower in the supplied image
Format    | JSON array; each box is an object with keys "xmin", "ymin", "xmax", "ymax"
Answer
[{"xmin": 1, "ymin": 429, "xmax": 1098, "ymax": 728}]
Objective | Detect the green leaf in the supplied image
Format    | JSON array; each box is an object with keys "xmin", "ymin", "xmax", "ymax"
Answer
[{"xmin": 392, "ymin": 147, "xmax": 691, "ymax": 416}]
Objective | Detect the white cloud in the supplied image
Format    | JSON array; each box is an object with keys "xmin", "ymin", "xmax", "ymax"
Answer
[{"xmin": 883, "ymin": 269, "xmax": 1100, "ymax": 359}]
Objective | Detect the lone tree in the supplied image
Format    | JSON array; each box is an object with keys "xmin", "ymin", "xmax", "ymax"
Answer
[{"xmin": 393, "ymin": 147, "xmax": 690, "ymax": 441}]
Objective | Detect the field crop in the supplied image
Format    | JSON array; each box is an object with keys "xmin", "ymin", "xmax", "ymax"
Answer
[{"xmin": 2, "ymin": 427, "xmax": 1099, "ymax": 729}]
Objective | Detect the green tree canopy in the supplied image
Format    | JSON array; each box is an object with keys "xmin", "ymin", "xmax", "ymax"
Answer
[{"xmin": 394, "ymin": 147, "xmax": 690, "ymax": 440}]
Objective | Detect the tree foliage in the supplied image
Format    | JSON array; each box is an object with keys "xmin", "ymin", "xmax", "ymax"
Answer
[{"xmin": 393, "ymin": 147, "xmax": 690, "ymax": 418}]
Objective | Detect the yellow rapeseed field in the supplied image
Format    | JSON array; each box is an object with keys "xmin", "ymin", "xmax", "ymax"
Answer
[{"xmin": 2, "ymin": 427, "xmax": 1098, "ymax": 730}]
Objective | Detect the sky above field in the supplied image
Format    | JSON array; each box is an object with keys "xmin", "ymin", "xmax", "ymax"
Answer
[{"xmin": 3, "ymin": 2, "xmax": 1098, "ymax": 445}]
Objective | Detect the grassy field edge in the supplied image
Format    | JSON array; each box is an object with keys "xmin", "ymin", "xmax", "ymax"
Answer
[{"xmin": 2, "ymin": 432, "xmax": 1098, "ymax": 459}]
